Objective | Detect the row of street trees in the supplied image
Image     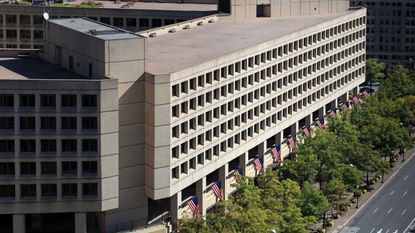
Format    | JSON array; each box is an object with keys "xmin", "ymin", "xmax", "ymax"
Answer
[{"xmin": 177, "ymin": 59, "xmax": 415, "ymax": 233}]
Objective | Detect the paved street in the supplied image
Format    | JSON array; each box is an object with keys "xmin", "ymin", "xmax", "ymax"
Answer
[{"xmin": 339, "ymin": 152, "xmax": 415, "ymax": 233}]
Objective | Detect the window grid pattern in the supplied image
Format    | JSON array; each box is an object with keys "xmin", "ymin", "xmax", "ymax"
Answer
[
  {"xmin": 168, "ymin": 16, "xmax": 367, "ymax": 180},
  {"xmin": 0, "ymin": 93, "xmax": 101, "ymax": 202}
]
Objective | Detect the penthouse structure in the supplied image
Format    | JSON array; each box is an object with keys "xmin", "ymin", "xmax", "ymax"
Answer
[
  {"xmin": 351, "ymin": 0, "xmax": 415, "ymax": 68},
  {"xmin": 0, "ymin": 1, "xmax": 366, "ymax": 233}
]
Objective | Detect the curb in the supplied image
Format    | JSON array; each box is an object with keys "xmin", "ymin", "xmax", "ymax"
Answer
[{"xmin": 331, "ymin": 150, "xmax": 415, "ymax": 233}]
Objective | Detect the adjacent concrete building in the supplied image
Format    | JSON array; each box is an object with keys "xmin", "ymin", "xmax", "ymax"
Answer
[
  {"xmin": 351, "ymin": 0, "xmax": 415, "ymax": 68},
  {"xmin": 0, "ymin": 1, "xmax": 366, "ymax": 233},
  {"xmin": 0, "ymin": 3, "xmax": 216, "ymax": 49}
]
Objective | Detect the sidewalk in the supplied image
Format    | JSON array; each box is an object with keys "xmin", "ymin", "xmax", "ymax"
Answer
[{"xmin": 329, "ymin": 146, "xmax": 415, "ymax": 233}]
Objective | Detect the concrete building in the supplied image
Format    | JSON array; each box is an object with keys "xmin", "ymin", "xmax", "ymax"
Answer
[
  {"xmin": 220, "ymin": 0, "xmax": 349, "ymax": 18},
  {"xmin": 350, "ymin": 0, "xmax": 415, "ymax": 68},
  {"xmin": 0, "ymin": 3, "xmax": 216, "ymax": 49},
  {"xmin": 0, "ymin": 1, "xmax": 366, "ymax": 233}
]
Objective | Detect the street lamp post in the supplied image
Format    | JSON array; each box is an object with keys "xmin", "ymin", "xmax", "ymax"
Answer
[
  {"xmin": 400, "ymin": 122, "xmax": 405, "ymax": 162},
  {"xmin": 354, "ymin": 185, "xmax": 360, "ymax": 208}
]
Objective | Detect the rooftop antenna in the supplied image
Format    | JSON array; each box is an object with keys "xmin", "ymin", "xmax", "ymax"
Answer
[{"xmin": 42, "ymin": 0, "xmax": 50, "ymax": 20}]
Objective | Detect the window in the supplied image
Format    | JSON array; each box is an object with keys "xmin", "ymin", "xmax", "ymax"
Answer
[
  {"xmin": 6, "ymin": 29, "xmax": 17, "ymax": 39},
  {"xmin": 172, "ymin": 167, "xmax": 179, "ymax": 179},
  {"xmin": 20, "ymin": 184, "xmax": 36, "ymax": 198},
  {"xmin": 0, "ymin": 140, "xmax": 14, "ymax": 153},
  {"xmin": 82, "ymin": 95, "xmax": 97, "ymax": 108},
  {"xmin": 41, "ymin": 117, "xmax": 56, "ymax": 130},
  {"xmin": 62, "ymin": 139, "xmax": 77, "ymax": 153},
  {"xmin": 41, "ymin": 162, "xmax": 56, "ymax": 176},
  {"xmin": 0, "ymin": 162, "xmax": 14, "ymax": 175},
  {"xmin": 61, "ymin": 161, "xmax": 77, "ymax": 175},
  {"xmin": 0, "ymin": 117, "xmax": 14, "ymax": 130},
  {"xmin": 20, "ymin": 162, "xmax": 36, "ymax": 176},
  {"xmin": 82, "ymin": 183, "xmax": 98, "ymax": 197},
  {"xmin": 40, "ymin": 94, "xmax": 56, "ymax": 108},
  {"xmin": 82, "ymin": 117, "xmax": 97, "ymax": 130},
  {"xmin": 113, "ymin": 17, "xmax": 124, "ymax": 27},
  {"xmin": 20, "ymin": 30, "xmax": 31, "ymax": 39},
  {"xmin": 19, "ymin": 94, "xmax": 35, "ymax": 108},
  {"xmin": 82, "ymin": 161, "xmax": 97, "ymax": 175},
  {"xmin": 33, "ymin": 30, "xmax": 43, "ymax": 39},
  {"xmin": 20, "ymin": 117, "xmax": 35, "ymax": 130},
  {"xmin": 68, "ymin": 56, "xmax": 74, "ymax": 70},
  {"xmin": 61, "ymin": 95, "xmax": 77, "ymax": 108},
  {"xmin": 82, "ymin": 139, "xmax": 97, "ymax": 152},
  {"xmin": 61, "ymin": 117, "xmax": 77, "ymax": 130},
  {"xmin": 139, "ymin": 18, "xmax": 149, "ymax": 27},
  {"xmin": 20, "ymin": 140, "xmax": 35, "ymax": 153},
  {"xmin": 152, "ymin": 18, "xmax": 162, "ymax": 27},
  {"xmin": 62, "ymin": 183, "xmax": 77, "ymax": 197},
  {"xmin": 33, "ymin": 15, "xmax": 42, "ymax": 25},
  {"xmin": 0, "ymin": 94, "xmax": 13, "ymax": 108},
  {"xmin": 41, "ymin": 140, "xmax": 56, "ymax": 153},
  {"xmin": 0, "ymin": 185, "xmax": 15, "ymax": 198},
  {"xmin": 41, "ymin": 184, "xmax": 57, "ymax": 198},
  {"xmin": 20, "ymin": 15, "xmax": 31, "ymax": 25},
  {"xmin": 126, "ymin": 18, "xmax": 137, "ymax": 27}
]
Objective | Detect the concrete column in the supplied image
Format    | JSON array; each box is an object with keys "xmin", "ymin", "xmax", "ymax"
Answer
[
  {"xmin": 75, "ymin": 213, "xmax": 87, "ymax": 233},
  {"xmin": 318, "ymin": 105, "xmax": 325, "ymax": 117},
  {"xmin": 290, "ymin": 122, "xmax": 298, "ymax": 137},
  {"xmin": 257, "ymin": 142, "xmax": 266, "ymax": 170},
  {"xmin": 170, "ymin": 191, "xmax": 182, "ymax": 223},
  {"xmin": 305, "ymin": 114, "xmax": 312, "ymax": 127},
  {"xmin": 352, "ymin": 87, "xmax": 358, "ymax": 96},
  {"xmin": 219, "ymin": 165, "xmax": 229, "ymax": 200},
  {"xmin": 13, "ymin": 214, "xmax": 25, "ymax": 233},
  {"xmin": 239, "ymin": 152, "xmax": 248, "ymax": 176},
  {"xmin": 340, "ymin": 92, "xmax": 348, "ymax": 105},
  {"xmin": 196, "ymin": 177, "xmax": 207, "ymax": 216}
]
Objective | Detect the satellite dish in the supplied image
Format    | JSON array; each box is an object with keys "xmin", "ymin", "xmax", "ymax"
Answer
[{"xmin": 43, "ymin": 12, "xmax": 49, "ymax": 20}]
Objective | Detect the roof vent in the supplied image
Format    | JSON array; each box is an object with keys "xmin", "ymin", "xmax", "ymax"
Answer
[
  {"xmin": 197, "ymin": 21, "xmax": 203, "ymax": 26},
  {"xmin": 208, "ymin": 19, "xmax": 214, "ymax": 23},
  {"xmin": 89, "ymin": 29, "xmax": 97, "ymax": 35},
  {"xmin": 168, "ymin": 28, "xmax": 176, "ymax": 33},
  {"xmin": 183, "ymin": 25, "xmax": 190, "ymax": 29},
  {"xmin": 149, "ymin": 32, "xmax": 157, "ymax": 38}
]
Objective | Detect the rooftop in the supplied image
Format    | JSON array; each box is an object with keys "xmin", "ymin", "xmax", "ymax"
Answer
[
  {"xmin": 69, "ymin": 0, "xmax": 217, "ymax": 11},
  {"xmin": 146, "ymin": 11, "xmax": 353, "ymax": 75},
  {"xmin": 50, "ymin": 18, "xmax": 141, "ymax": 40},
  {"xmin": 0, "ymin": 57, "xmax": 86, "ymax": 80}
]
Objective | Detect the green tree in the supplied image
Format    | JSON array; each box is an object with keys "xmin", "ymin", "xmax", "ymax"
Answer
[
  {"xmin": 298, "ymin": 182, "xmax": 329, "ymax": 218},
  {"xmin": 366, "ymin": 58, "xmax": 386, "ymax": 83}
]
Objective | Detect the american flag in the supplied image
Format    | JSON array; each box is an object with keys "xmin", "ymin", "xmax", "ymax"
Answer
[
  {"xmin": 316, "ymin": 117, "xmax": 325, "ymax": 129},
  {"xmin": 211, "ymin": 181, "xmax": 224, "ymax": 201},
  {"xmin": 233, "ymin": 167, "xmax": 243, "ymax": 182},
  {"xmin": 271, "ymin": 144, "xmax": 281, "ymax": 161},
  {"xmin": 303, "ymin": 127, "xmax": 310, "ymax": 137},
  {"xmin": 288, "ymin": 137, "xmax": 296, "ymax": 151},
  {"xmin": 187, "ymin": 196, "xmax": 200, "ymax": 215},
  {"xmin": 362, "ymin": 90, "xmax": 370, "ymax": 96},
  {"xmin": 345, "ymin": 101, "xmax": 351, "ymax": 110},
  {"xmin": 353, "ymin": 96, "xmax": 361, "ymax": 104},
  {"xmin": 329, "ymin": 109, "xmax": 336, "ymax": 117},
  {"xmin": 254, "ymin": 155, "xmax": 263, "ymax": 171}
]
